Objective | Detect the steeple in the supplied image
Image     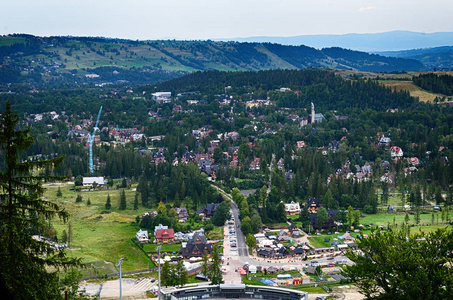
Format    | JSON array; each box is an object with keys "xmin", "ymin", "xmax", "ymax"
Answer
[{"xmin": 311, "ymin": 102, "xmax": 315, "ymax": 124}]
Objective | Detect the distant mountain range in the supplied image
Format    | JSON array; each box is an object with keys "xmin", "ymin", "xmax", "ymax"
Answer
[
  {"xmin": 2, "ymin": 34, "xmax": 452, "ymax": 88},
  {"xmin": 218, "ymin": 31, "xmax": 453, "ymax": 52},
  {"xmin": 376, "ymin": 46, "xmax": 453, "ymax": 71}
]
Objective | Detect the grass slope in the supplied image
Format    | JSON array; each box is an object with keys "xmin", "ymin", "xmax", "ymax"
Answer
[
  {"xmin": 380, "ymin": 80, "xmax": 448, "ymax": 102},
  {"xmin": 47, "ymin": 183, "xmax": 154, "ymax": 272}
]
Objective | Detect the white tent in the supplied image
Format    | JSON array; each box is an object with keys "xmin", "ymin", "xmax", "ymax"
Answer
[
  {"xmin": 248, "ymin": 265, "xmax": 257, "ymax": 273},
  {"xmin": 259, "ymin": 240, "xmax": 274, "ymax": 247}
]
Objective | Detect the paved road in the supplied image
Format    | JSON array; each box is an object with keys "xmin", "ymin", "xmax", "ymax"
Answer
[
  {"xmin": 213, "ymin": 183, "xmax": 353, "ymax": 272},
  {"xmin": 229, "ymin": 201, "xmax": 249, "ymax": 258}
]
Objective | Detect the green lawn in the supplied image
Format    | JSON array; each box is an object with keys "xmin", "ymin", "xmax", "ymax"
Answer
[
  {"xmin": 359, "ymin": 210, "xmax": 452, "ymax": 228},
  {"xmin": 142, "ymin": 243, "xmax": 182, "ymax": 253}
]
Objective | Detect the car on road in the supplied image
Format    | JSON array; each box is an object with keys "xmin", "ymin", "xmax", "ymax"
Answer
[
  {"xmin": 231, "ymin": 243, "xmax": 237, "ymax": 247},
  {"xmin": 230, "ymin": 239, "xmax": 237, "ymax": 243},
  {"xmin": 327, "ymin": 257, "xmax": 334, "ymax": 260}
]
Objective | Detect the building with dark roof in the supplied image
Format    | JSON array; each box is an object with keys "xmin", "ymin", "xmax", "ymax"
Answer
[
  {"xmin": 198, "ymin": 203, "xmax": 219, "ymax": 219},
  {"xmin": 179, "ymin": 233, "xmax": 212, "ymax": 258},
  {"xmin": 305, "ymin": 198, "xmax": 321, "ymax": 213}
]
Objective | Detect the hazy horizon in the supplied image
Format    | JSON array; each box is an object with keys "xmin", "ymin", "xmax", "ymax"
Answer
[{"xmin": 1, "ymin": 1, "xmax": 453, "ymax": 40}]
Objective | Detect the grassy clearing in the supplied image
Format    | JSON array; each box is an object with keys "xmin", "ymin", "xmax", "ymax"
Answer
[
  {"xmin": 380, "ymin": 80, "xmax": 447, "ymax": 102},
  {"xmin": 46, "ymin": 183, "xmax": 154, "ymax": 272},
  {"xmin": 360, "ymin": 210, "xmax": 452, "ymax": 228},
  {"xmin": 0, "ymin": 36, "xmax": 26, "ymax": 46},
  {"xmin": 308, "ymin": 210, "xmax": 453, "ymax": 248}
]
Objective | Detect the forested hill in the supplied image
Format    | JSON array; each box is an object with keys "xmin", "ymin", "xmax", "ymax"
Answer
[
  {"xmin": 0, "ymin": 35, "xmax": 423, "ymax": 88},
  {"xmin": 146, "ymin": 69, "xmax": 417, "ymax": 112}
]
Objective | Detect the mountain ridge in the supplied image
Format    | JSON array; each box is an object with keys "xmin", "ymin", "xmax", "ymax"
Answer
[
  {"xmin": 217, "ymin": 30, "xmax": 453, "ymax": 52},
  {"xmin": 0, "ymin": 34, "xmax": 427, "ymax": 88}
]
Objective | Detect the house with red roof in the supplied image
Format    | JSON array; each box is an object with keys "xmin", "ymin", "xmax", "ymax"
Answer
[
  {"xmin": 390, "ymin": 146, "xmax": 403, "ymax": 158},
  {"xmin": 296, "ymin": 141, "xmax": 306, "ymax": 149},
  {"xmin": 154, "ymin": 228, "xmax": 175, "ymax": 244}
]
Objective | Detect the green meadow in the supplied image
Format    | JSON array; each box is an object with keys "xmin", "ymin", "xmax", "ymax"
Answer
[{"xmin": 46, "ymin": 183, "xmax": 155, "ymax": 273}]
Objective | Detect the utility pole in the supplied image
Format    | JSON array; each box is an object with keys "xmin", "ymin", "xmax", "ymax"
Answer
[
  {"xmin": 157, "ymin": 246, "xmax": 162, "ymax": 300},
  {"xmin": 116, "ymin": 257, "xmax": 124, "ymax": 300}
]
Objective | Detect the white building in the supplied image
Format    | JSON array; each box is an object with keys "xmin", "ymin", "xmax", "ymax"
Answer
[
  {"xmin": 284, "ymin": 201, "xmax": 301, "ymax": 215},
  {"xmin": 136, "ymin": 229, "xmax": 150, "ymax": 243},
  {"xmin": 152, "ymin": 92, "xmax": 171, "ymax": 103},
  {"xmin": 82, "ymin": 176, "xmax": 105, "ymax": 186}
]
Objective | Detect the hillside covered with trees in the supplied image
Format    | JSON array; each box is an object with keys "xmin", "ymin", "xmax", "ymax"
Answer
[{"xmin": 0, "ymin": 34, "xmax": 425, "ymax": 89}]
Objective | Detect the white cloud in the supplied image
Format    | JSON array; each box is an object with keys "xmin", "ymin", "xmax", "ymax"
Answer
[{"xmin": 357, "ymin": 6, "xmax": 377, "ymax": 13}]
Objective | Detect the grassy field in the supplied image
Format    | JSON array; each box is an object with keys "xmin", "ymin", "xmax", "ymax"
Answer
[
  {"xmin": 46, "ymin": 183, "xmax": 155, "ymax": 272},
  {"xmin": 0, "ymin": 36, "xmax": 26, "ymax": 46},
  {"xmin": 380, "ymin": 80, "xmax": 449, "ymax": 102},
  {"xmin": 308, "ymin": 210, "xmax": 453, "ymax": 248}
]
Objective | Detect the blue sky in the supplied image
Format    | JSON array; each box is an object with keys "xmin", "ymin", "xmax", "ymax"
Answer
[{"xmin": 1, "ymin": 0, "xmax": 452, "ymax": 39}]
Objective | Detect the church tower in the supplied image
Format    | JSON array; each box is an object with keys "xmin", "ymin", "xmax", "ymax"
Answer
[{"xmin": 311, "ymin": 102, "xmax": 315, "ymax": 124}]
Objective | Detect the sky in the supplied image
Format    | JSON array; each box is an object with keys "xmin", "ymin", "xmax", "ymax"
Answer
[{"xmin": 1, "ymin": 0, "xmax": 453, "ymax": 40}]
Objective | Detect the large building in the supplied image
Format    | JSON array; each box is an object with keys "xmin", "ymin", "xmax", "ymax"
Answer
[{"xmin": 161, "ymin": 284, "xmax": 308, "ymax": 300}]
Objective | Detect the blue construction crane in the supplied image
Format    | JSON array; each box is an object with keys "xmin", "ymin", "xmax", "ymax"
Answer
[{"xmin": 88, "ymin": 106, "xmax": 102, "ymax": 174}]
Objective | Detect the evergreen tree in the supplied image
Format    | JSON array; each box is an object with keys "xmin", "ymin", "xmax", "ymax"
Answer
[
  {"xmin": 120, "ymin": 189, "xmax": 127, "ymax": 210},
  {"xmin": 299, "ymin": 205, "xmax": 311, "ymax": 227},
  {"xmin": 57, "ymin": 186, "xmax": 63, "ymax": 197},
  {"xmin": 210, "ymin": 245, "xmax": 223, "ymax": 284},
  {"xmin": 175, "ymin": 260, "xmax": 188, "ymax": 287},
  {"xmin": 161, "ymin": 261, "xmax": 171, "ymax": 287},
  {"xmin": 121, "ymin": 178, "xmax": 127, "ymax": 188},
  {"xmin": 316, "ymin": 207, "xmax": 329, "ymax": 229},
  {"xmin": 415, "ymin": 207, "xmax": 421, "ymax": 225},
  {"xmin": 347, "ymin": 206, "xmax": 354, "ymax": 225},
  {"xmin": 75, "ymin": 193, "xmax": 83, "ymax": 203},
  {"xmin": 105, "ymin": 194, "xmax": 111, "ymax": 210},
  {"xmin": 87, "ymin": 198, "xmax": 91, "ymax": 206},
  {"xmin": 134, "ymin": 192, "xmax": 139, "ymax": 210},
  {"xmin": 201, "ymin": 253, "xmax": 209, "ymax": 278},
  {"xmin": 353, "ymin": 210, "xmax": 361, "ymax": 225},
  {"xmin": 0, "ymin": 101, "xmax": 79, "ymax": 298},
  {"xmin": 405, "ymin": 213, "xmax": 410, "ymax": 224}
]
